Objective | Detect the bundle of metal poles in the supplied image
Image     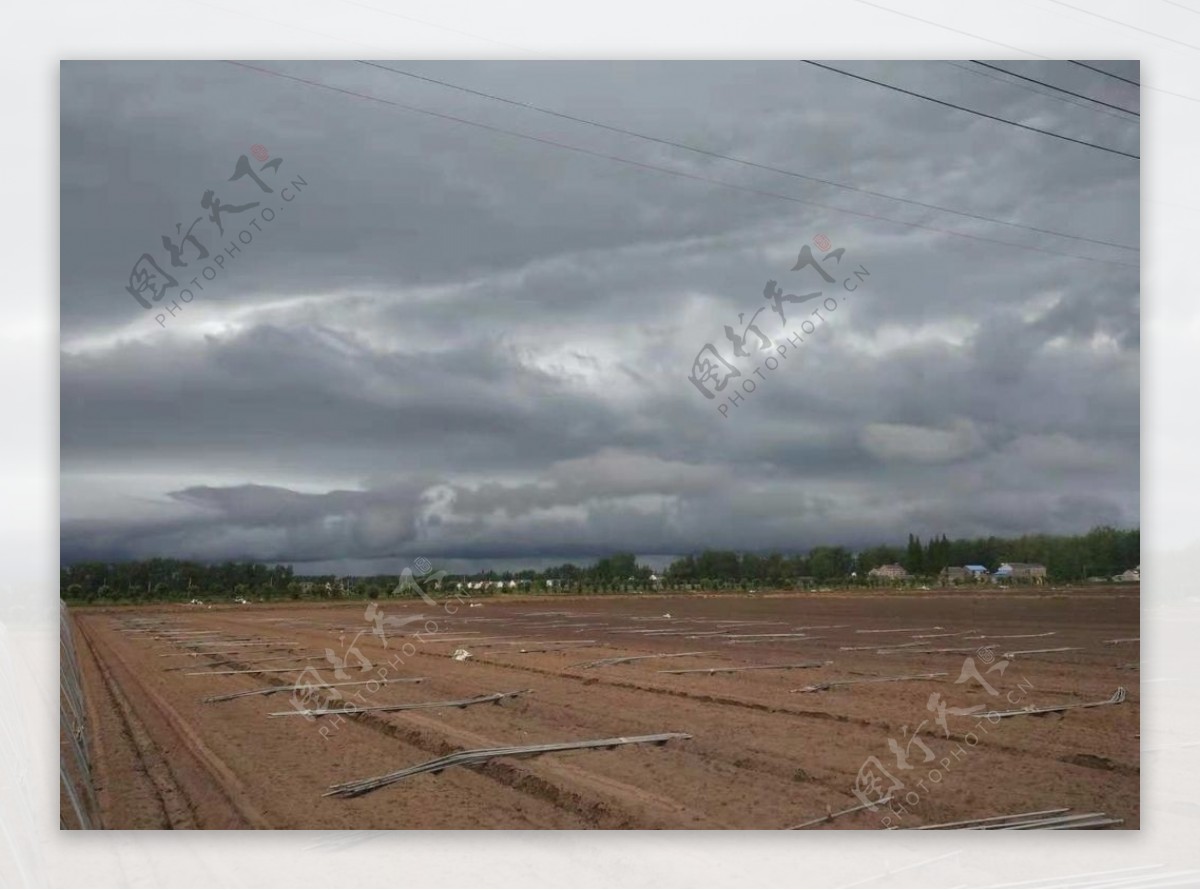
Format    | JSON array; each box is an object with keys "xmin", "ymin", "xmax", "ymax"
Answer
[
  {"xmin": 572, "ymin": 651, "xmax": 711, "ymax": 669},
  {"xmin": 900, "ymin": 807, "xmax": 1122, "ymax": 829},
  {"xmin": 989, "ymin": 687, "xmax": 1127, "ymax": 719},
  {"xmin": 269, "ymin": 689, "xmax": 530, "ymax": 717},
  {"xmin": 204, "ymin": 676, "xmax": 426, "ymax": 703},
  {"xmin": 658, "ymin": 662, "xmax": 825, "ymax": 675},
  {"xmin": 793, "ymin": 672, "xmax": 947, "ymax": 693},
  {"xmin": 325, "ymin": 732, "xmax": 693, "ymax": 798}
]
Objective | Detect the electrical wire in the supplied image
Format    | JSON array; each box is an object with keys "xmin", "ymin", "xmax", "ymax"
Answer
[
  {"xmin": 224, "ymin": 61, "xmax": 1138, "ymax": 269},
  {"xmin": 802, "ymin": 61, "xmax": 1139, "ymax": 160},
  {"xmin": 360, "ymin": 60, "xmax": 1137, "ymax": 252},
  {"xmin": 970, "ymin": 60, "xmax": 1139, "ymax": 116},
  {"xmin": 947, "ymin": 61, "xmax": 1137, "ymax": 124},
  {"xmin": 1069, "ymin": 60, "xmax": 1141, "ymax": 87}
]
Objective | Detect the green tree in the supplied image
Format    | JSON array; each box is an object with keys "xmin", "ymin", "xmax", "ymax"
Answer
[
  {"xmin": 808, "ymin": 546, "xmax": 852, "ymax": 581},
  {"xmin": 904, "ymin": 534, "xmax": 924, "ymax": 575}
]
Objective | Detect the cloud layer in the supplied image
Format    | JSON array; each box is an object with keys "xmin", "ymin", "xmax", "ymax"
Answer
[{"xmin": 60, "ymin": 61, "xmax": 1140, "ymax": 571}]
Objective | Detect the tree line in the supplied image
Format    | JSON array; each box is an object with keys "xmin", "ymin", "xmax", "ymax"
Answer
[
  {"xmin": 60, "ymin": 526, "xmax": 1138, "ymax": 603},
  {"xmin": 661, "ymin": 527, "xmax": 1136, "ymax": 587}
]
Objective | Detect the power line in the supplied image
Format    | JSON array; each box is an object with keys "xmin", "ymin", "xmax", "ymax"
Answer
[
  {"xmin": 1069, "ymin": 60, "xmax": 1141, "ymax": 87},
  {"xmin": 334, "ymin": 0, "xmax": 536, "ymax": 55},
  {"xmin": 1043, "ymin": 0, "xmax": 1200, "ymax": 53},
  {"xmin": 802, "ymin": 61, "xmax": 1139, "ymax": 160},
  {"xmin": 970, "ymin": 60, "xmax": 1139, "ymax": 116},
  {"xmin": 842, "ymin": 0, "xmax": 1195, "ymax": 105},
  {"xmin": 359, "ymin": 60, "xmax": 1137, "ymax": 252},
  {"xmin": 847, "ymin": 0, "xmax": 1035, "ymax": 57},
  {"xmin": 1158, "ymin": 0, "xmax": 1200, "ymax": 18},
  {"xmin": 224, "ymin": 61, "xmax": 1137, "ymax": 269},
  {"xmin": 947, "ymin": 61, "xmax": 1137, "ymax": 124}
]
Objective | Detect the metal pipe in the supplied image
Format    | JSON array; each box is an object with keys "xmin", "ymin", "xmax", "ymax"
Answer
[
  {"xmin": 325, "ymin": 732, "xmax": 692, "ymax": 798},
  {"xmin": 270, "ymin": 689, "xmax": 531, "ymax": 718}
]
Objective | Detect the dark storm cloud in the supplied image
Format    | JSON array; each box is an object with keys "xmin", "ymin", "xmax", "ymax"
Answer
[{"xmin": 60, "ymin": 60, "xmax": 1139, "ymax": 569}]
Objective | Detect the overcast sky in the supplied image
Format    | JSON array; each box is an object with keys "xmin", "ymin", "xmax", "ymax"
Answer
[{"xmin": 59, "ymin": 60, "xmax": 1139, "ymax": 574}]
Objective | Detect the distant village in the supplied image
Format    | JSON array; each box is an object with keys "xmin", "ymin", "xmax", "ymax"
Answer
[
  {"xmin": 866, "ymin": 561, "xmax": 1140, "ymax": 586},
  {"xmin": 60, "ymin": 526, "xmax": 1139, "ymax": 603}
]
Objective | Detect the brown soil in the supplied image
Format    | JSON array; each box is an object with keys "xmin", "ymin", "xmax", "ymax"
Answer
[{"xmin": 69, "ymin": 587, "xmax": 1139, "ymax": 829}]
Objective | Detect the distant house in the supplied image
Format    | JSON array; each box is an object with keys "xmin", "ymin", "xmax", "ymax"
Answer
[
  {"xmin": 868, "ymin": 563, "xmax": 909, "ymax": 582},
  {"xmin": 993, "ymin": 562, "xmax": 1047, "ymax": 584},
  {"xmin": 1113, "ymin": 566, "xmax": 1140, "ymax": 583},
  {"xmin": 942, "ymin": 564, "xmax": 990, "ymax": 584}
]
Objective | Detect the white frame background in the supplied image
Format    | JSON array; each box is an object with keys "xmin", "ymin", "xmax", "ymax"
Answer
[{"xmin": 5, "ymin": 0, "xmax": 1193, "ymax": 886}]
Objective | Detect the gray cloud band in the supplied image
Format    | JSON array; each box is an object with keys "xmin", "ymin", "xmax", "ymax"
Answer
[{"xmin": 61, "ymin": 61, "xmax": 1139, "ymax": 569}]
